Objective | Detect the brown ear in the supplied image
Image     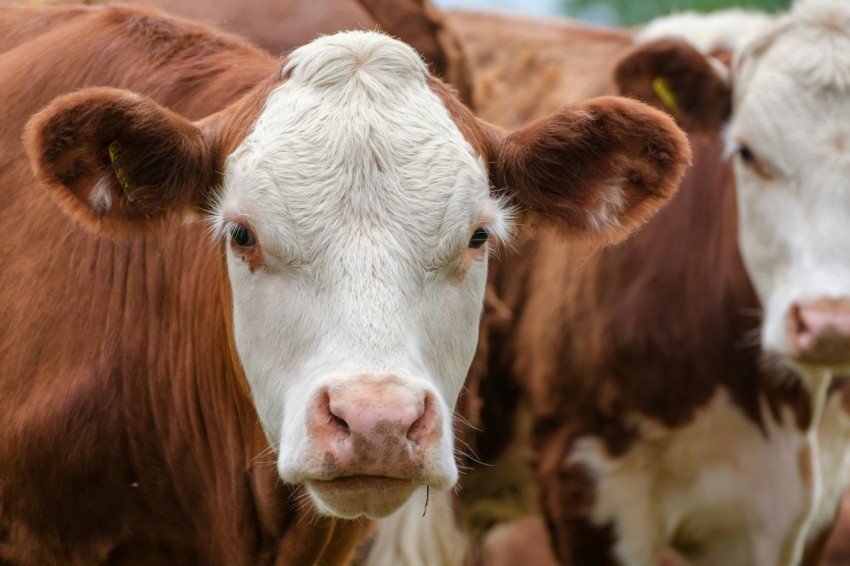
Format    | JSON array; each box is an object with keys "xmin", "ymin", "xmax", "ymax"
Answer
[
  {"xmin": 493, "ymin": 96, "xmax": 691, "ymax": 243},
  {"xmin": 25, "ymin": 87, "xmax": 216, "ymax": 233},
  {"xmin": 614, "ymin": 38, "xmax": 731, "ymax": 133}
]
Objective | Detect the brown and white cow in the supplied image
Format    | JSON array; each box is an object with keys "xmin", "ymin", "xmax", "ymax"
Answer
[
  {"xmin": 422, "ymin": 2, "xmax": 850, "ymax": 566},
  {"xmin": 0, "ymin": 4, "xmax": 690, "ymax": 564},
  {"xmin": 613, "ymin": 4, "xmax": 850, "ymax": 561}
]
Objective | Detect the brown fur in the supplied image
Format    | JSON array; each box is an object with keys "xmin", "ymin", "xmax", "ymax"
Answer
[
  {"xmin": 26, "ymin": 0, "xmax": 473, "ymax": 103},
  {"xmin": 447, "ymin": 11, "xmax": 633, "ymax": 123},
  {"xmin": 451, "ymin": 9, "xmax": 850, "ymax": 565}
]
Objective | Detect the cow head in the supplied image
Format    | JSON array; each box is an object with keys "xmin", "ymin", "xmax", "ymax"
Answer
[
  {"xmin": 616, "ymin": 0, "xmax": 850, "ymax": 373},
  {"xmin": 26, "ymin": 31, "xmax": 689, "ymax": 518}
]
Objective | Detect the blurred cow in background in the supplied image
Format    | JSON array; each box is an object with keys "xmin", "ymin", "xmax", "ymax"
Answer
[{"xmin": 421, "ymin": 1, "xmax": 850, "ymax": 565}]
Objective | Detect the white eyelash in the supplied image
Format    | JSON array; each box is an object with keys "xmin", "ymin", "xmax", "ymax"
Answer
[{"xmin": 483, "ymin": 192, "xmax": 517, "ymax": 254}]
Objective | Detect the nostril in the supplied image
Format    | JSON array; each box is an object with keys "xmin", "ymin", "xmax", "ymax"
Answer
[
  {"xmin": 318, "ymin": 390, "xmax": 350, "ymax": 436},
  {"xmin": 406, "ymin": 394, "xmax": 434, "ymax": 445},
  {"xmin": 791, "ymin": 304, "xmax": 809, "ymax": 337},
  {"xmin": 787, "ymin": 300, "xmax": 850, "ymax": 362},
  {"xmin": 330, "ymin": 413, "xmax": 350, "ymax": 433}
]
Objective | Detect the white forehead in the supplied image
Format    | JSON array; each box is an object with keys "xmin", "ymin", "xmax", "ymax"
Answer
[
  {"xmin": 217, "ymin": 31, "xmax": 491, "ymax": 263},
  {"xmin": 731, "ymin": 0, "xmax": 850, "ymax": 144},
  {"xmin": 637, "ymin": 8, "xmax": 773, "ymax": 54},
  {"xmin": 735, "ymin": 0, "xmax": 850, "ymax": 91}
]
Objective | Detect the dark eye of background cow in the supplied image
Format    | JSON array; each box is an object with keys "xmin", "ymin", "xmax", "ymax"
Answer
[
  {"xmin": 469, "ymin": 227, "xmax": 489, "ymax": 249},
  {"xmin": 738, "ymin": 144, "xmax": 756, "ymax": 164},
  {"xmin": 230, "ymin": 224, "xmax": 256, "ymax": 247}
]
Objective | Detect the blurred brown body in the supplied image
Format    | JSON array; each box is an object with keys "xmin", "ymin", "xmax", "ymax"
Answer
[{"xmin": 25, "ymin": 0, "xmax": 471, "ymax": 102}]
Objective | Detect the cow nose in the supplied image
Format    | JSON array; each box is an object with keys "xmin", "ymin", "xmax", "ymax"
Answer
[
  {"xmin": 787, "ymin": 299, "xmax": 850, "ymax": 364},
  {"xmin": 310, "ymin": 377, "xmax": 440, "ymax": 465},
  {"xmin": 328, "ymin": 390, "xmax": 431, "ymax": 445}
]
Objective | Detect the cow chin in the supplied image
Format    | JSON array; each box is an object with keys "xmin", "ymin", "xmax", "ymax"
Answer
[{"xmin": 305, "ymin": 476, "xmax": 419, "ymax": 518}]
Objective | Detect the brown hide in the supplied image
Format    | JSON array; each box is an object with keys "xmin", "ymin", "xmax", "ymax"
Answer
[
  {"xmin": 449, "ymin": 10, "xmax": 632, "ymax": 123},
  {"xmin": 27, "ymin": 0, "xmax": 472, "ymax": 103},
  {"xmin": 0, "ymin": 6, "xmax": 371, "ymax": 564},
  {"xmin": 450, "ymin": 9, "xmax": 850, "ymax": 566}
]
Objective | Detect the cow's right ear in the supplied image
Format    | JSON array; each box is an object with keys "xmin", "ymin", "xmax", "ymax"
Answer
[
  {"xmin": 25, "ymin": 87, "xmax": 217, "ymax": 233},
  {"xmin": 614, "ymin": 38, "xmax": 731, "ymax": 133},
  {"xmin": 491, "ymin": 96, "xmax": 691, "ymax": 244}
]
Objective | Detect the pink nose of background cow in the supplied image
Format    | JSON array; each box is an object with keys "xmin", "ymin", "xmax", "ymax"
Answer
[
  {"xmin": 787, "ymin": 299, "xmax": 850, "ymax": 364},
  {"xmin": 309, "ymin": 377, "xmax": 441, "ymax": 477}
]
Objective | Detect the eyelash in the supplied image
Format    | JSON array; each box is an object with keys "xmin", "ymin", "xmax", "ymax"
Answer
[
  {"xmin": 229, "ymin": 223, "xmax": 256, "ymax": 247},
  {"xmin": 469, "ymin": 227, "xmax": 489, "ymax": 249}
]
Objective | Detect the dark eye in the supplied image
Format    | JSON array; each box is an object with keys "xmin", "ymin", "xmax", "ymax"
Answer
[
  {"xmin": 738, "ymin": 144, "xmax": 756, "ymax": 164},
  {"xmin": 469, "ymin": 227, "xmax": 489, "ymax": 249},
  {"xmin": 230, "ymin": 224, "xmax": 256, "ymax": 247}
]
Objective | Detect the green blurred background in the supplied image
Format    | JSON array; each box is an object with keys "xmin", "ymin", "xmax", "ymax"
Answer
[
  {"xmin": 435, "ymin": 0, "xmax": 791, "ymax": 25},
  {"xmin": 565, "ymin": 0, "xmax": 790, "ymax": 25}
]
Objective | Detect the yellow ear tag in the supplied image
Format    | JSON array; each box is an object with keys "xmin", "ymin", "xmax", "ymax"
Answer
[
  {"xmin": 651, "ymin": 76, "xmax": 680, "ymax": 115},
  {"xmin": 108, "ymin": 140, "xmax": 135, "ymax": 200}
]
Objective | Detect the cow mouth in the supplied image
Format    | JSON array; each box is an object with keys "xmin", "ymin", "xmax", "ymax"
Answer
[
  {"xmin": 310, "ymin": 474, "xmax": 415, "ymax": 491},
  {"xmin": 305, "ymin": 475, "xmax": 419, "ymax": 518}
]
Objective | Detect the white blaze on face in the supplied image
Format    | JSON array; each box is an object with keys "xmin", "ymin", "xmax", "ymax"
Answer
[
  {"xmin": 729, "ymin": 0, "xmax": 850, "ymax": 363},
  {"xmin": 211, "ymin": 32, "xmax": 510, "ymax": 517}
]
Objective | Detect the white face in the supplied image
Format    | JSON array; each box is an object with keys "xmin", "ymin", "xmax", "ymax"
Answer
[
  {"xmin": 212, "ymin": 32, "xmax": 510, "ymax": 518},
  {"xmin": 729, "ymin": 3, "xmax": 850, "ymax": 370}
]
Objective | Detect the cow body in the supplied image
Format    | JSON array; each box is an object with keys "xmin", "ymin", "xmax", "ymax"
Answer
[
  {"xmin": 449, "ymin": 3, "xmax": 850, "ymax": 565},
  {"xmin": 0, "ymin": 5, "xmax": 690, "ymax": 564}
]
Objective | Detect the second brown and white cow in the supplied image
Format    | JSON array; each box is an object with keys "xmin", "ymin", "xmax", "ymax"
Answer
[
  {"xmin": 0, "ymin": 4, "xmax": 690, "ymax": 564},
  {"xmin": 429, "ymin": 2, "xmax": 850, "ymax": 565},
  {"xmin": 612, "ymin": 4, "xmax": 850, "ymax": 561}
]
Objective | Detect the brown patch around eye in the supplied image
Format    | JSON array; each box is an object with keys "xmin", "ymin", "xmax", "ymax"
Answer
[{"xmin": 228, "ymin": 222, "xmax": 264, "ymax": 272}]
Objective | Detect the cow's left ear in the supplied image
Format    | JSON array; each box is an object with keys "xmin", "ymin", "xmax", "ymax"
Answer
[
  {"xmin": 614, "ymin": 38, "xmax": 731, "ymax": 133},
  {"xmin": 25, "ymin": 87, "xmax": 217, "ymax": 233},
  {"xmin": 492, "ymin": 96, "xmax": 691, "ymax": 244}
]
